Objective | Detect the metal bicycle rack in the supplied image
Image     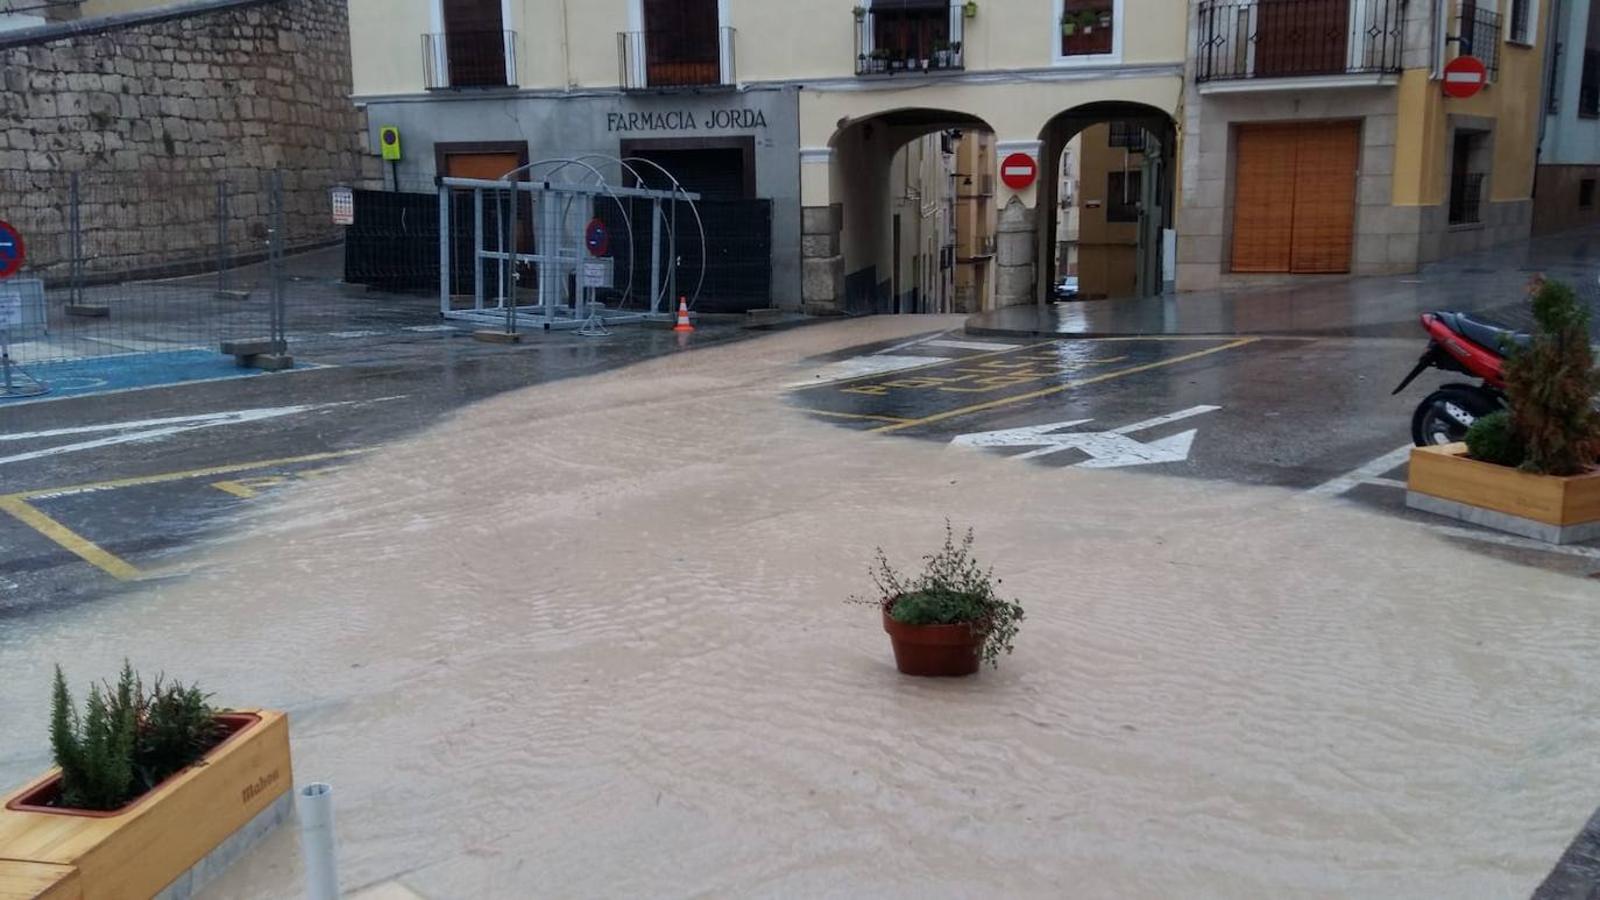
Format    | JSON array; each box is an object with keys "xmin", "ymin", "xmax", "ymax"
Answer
[{"xmin": 437, "ymin": 155, "xmax": 704, "ymax": 333}]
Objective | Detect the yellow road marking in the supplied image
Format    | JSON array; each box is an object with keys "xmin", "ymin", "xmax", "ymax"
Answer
[
  {"xmin": 796, "ymin": 340, "xmax": 1060, "ymax": 390},
  {"xmin": 16, "ymin": 450, "xmax": 368, "ymax": 500},
  {"xmin": 803, "ymin": 409, "xmax": 913, "ymax": 424},
  {"xmin": 0, "ymin": 495, "xmax": 144, "ymax": 581},
  {"xmin": 870, "ymin": 338, "xmax": 1260, "ymax": 434},
  {"xmin": 1, "ymin": 449, "xmax": 371, "ymax": 581}
]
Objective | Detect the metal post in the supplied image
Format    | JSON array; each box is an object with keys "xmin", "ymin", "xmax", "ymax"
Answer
[
  {"xmin": 438, "ymin": 183, "xmax": 451, "ymax": 317},
  {"xmin": 667, "ymin": 195, "xmax": 678, "ymax": 312},
  {"xmin": 472, "ymin": 188, "xmax": 484, "ymax": 311},
  {"xmin": 269, "ymin": 169, "xmax": 286, "ymax": 352},
  {"xmin": 215, "ymin": 180, "xmax": 229, "ymax": 296},
  {"xmin": 504, "ymin": 185, "xmax": 517, "ymax": 335},
  {"xmin": 297, "ymin": 784, "xmax": 339, "ymax": 900},
  {"xmin": 68, "ymin": 172, "xmax": 82, "ymax": 307},
  {"xmin": 650, "ymin": 199, "xmax": 662, "ymax": 314}
]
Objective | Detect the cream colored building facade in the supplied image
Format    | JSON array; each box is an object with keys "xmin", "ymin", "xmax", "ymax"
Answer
[{"xmin": 347, "ymin": 0, "xmax": 1187, "ymax": 312}]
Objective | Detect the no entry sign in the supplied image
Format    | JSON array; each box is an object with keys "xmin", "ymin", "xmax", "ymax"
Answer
[
  {"xmin": 1443, "ymin": 55, "xmax": 1488, "ymax": 98},
  {"xmin": 1001, "ymin": 152, "xmax": 1038, "ymax": 191},
  {"xmin": 585, "ymin": 218, "xmax": 610, "ymax": 257},
  {"xmin": 0, "ymin": 221, "xmax": 24, "ymax": 280}
]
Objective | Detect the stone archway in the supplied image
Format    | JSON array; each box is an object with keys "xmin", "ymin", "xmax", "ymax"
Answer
[{"xmin": 807, "ymin": 107, "xmax": 996, "ymax": 315}]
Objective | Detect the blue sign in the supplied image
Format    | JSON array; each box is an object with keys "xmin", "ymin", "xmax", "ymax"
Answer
[
  {"xmin": 0, "ymin": 221, "xmax": 22, "ymax": 280},
  {"xmin": 585, "ymin": 218, "xmax": 610, "ymax": 257}
]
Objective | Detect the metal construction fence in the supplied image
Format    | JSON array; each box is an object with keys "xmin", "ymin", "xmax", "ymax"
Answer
[
  {"xmin": 0, "ymin": 162, "xmax": 778, "ymax": 398},
  {"xmin": 0, "ymin": 167, "xmax": 340, "ymax": 374}
]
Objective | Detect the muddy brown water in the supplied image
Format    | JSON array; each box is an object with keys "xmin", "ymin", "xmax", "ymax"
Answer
[{"xmin": 1, "ymin": 317, "xmax": 1596, "ymax": 898}]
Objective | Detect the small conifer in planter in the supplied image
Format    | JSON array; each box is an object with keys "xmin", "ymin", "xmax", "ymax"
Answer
[{"xmin": 1502, "ymin": 278, "xmax": 1600, "ymax": 476}]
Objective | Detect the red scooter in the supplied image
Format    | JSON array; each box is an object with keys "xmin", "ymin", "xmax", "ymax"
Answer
[{"xmin": 1393, "ymin": 311, "xmax": 1528, "ymax": 446}]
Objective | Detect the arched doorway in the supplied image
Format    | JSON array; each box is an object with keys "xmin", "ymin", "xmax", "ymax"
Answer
[
  {"xmin": 1038, "ymin": 102, "xmax": 1176, "ymax": 304},
  {"xmin": 829, "ymin": 108, "xmax": 997, "ymax": 314}
]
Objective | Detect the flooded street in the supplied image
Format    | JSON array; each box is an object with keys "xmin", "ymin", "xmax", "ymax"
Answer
[{"xmin": 1, "ymin": 317, "xmax": 1596, "ymax": 898}]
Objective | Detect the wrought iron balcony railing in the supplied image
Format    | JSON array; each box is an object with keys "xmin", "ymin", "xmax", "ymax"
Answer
[
  {"xmin": 854, "ymin": 4, "xmax": 966, "ymax": 76},
  {"xmin": 423, "ymin": 30, "xmax": 517, "ymax": 89},
  {"xmin": 1455, "ymin": 3, "xmax": 1502, "ymax": 81},
  {"xmin": 618, "ymin": 26, "xmax": 736, "ymax": 90},
  {"xmin": 1195, "ymin": 0, "xmax": 1403, "ymax": 83}
]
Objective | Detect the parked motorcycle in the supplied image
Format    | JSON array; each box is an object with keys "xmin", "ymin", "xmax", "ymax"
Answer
[{"xmin": 1393, "ymin": 311, "xmax": 1528, "ymax": 446}]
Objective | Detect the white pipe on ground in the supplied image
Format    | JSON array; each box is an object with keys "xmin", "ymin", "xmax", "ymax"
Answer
[{"xmin": 297, "ymin": 782, "xmax": 339, "ymax": 900}]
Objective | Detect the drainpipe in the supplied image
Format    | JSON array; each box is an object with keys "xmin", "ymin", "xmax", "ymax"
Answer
[
  {"xmin": 1536, "ymin": 0, "xmax": 1563, "ymax": 164},
  {"xmin": 560, "ymin": 0, "xmax": 573, "ymax": 90}
]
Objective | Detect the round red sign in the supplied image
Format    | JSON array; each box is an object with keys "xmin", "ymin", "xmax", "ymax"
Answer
[
  {"xmin": 1000, "ymin": 152, "xmax": 1038, "ymax": 191},
  {"xmin": 0, "ymin": 221, "xmax": 24, "ymax": 280},
  {"xmin": 1443, "ymin": 55, "xmax": 1488, "ymax": 99}
]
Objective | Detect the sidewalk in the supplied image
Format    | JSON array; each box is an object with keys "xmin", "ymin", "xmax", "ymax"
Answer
[{"xmin": 967, "ymin": 227, "xmax": 1600, "ymax": 339}]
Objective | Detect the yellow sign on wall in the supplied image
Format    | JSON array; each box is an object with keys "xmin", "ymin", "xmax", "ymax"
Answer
[{"xmin": 379, "ymin": 126, "xmax": 402, "ymax": 161}]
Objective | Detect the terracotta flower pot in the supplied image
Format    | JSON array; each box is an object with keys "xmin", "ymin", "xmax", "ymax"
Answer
[{"xmin": 882, "ymin": 608, "xmax": 982, "ymax": 677}]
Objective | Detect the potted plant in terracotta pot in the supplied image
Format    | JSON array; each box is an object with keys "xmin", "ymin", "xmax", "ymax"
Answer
[
  {"xmin": 854, "ymin": 524, "xmax": 1024, "ymax": 677},
  {"xmin": 0, "ymin": 663, "xmax": 292, "ymax": 899}
]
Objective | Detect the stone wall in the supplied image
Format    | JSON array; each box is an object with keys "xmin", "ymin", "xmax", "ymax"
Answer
[{"xmin": 0, "ymin": 0, "xmax": 375, "ymax": 279}]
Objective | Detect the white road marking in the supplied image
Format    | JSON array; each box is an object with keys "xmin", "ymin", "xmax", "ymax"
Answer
[
  {"xmin": 1306, "ymin": 444, "xmax": 1415, "ymax": 498},
  {"xmin": 404, "ymin": 325, "xmax": 458, "ymax": 333},
  {"xmin": 788, "ymin": 355, "xmax": 947, "ymax": 388},
  {"xmin": 873, "ymin": 332, "xmax": 951, "ymax": 356},
  {"xmin": 923, "ymin": 339, "xmax": 1023, "ymax": 352},
  {"xmin": 0, "ymin": 397, "xmax": 403, "ymax": 467},
  {"xmin": 328, "ymin": 330, "xmax": 382, "ymax": 339},
  {"xmin": 952, "ymin": 406, "xmax": 1221, "ymax": 469}
]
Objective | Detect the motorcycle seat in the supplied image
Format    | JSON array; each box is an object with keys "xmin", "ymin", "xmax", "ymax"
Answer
[{"xmin": 1436, "ymin": 311, "xmax": 1530, "ymax": 352}]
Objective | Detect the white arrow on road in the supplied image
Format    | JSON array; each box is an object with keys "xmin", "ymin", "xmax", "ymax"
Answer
[
  {"xmin": 951, "ymin": 405, "xmax": 1222, "ymax": 469},
  {"xmin": 0, "ymin": 397, "xmax": 403, "ymax": 467}
]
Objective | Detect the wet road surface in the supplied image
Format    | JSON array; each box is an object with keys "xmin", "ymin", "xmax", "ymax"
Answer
[{"xmin": 788, "ymin": 329, "xmax": 1600, "ymax": 577}]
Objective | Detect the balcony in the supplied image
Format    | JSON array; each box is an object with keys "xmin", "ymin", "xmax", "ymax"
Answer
[
  {"xmin": 618, "ymin": 26, "xmax": 736, "ymax": 90},
  {"xmin": 1194, "ymin": 0, "xmax": 1402, "ymax": 88},
  {"xmin": 423, "ymin": 30, "xmax": 517, "ymax": 89},
  {"xmin": 854, "ymin": 4, "xmax": 966, "ymax": 76}
]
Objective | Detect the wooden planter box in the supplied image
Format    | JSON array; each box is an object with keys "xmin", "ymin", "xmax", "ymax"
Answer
[
  {"xmin": 1406, "ymin": 443, "xmax": 1600, "ymax": 544},
  {"xmin": 0, "ymin": 710, "xmax": 291, "ymax": 900}
]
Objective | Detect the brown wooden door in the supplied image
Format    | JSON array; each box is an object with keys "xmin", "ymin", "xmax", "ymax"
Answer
[
  {"xmin": 644, "ymin": 0, "xmax": 720, "ymax": 86},
  {"xmin": 1254, "ymin": 0, "xmax": 1350, "ymax": 77},
  {"xmin": 1288, "ymin": 121, "xmax": 1360, "ymax": 273},
  {"xmin": 1231, "ymin": 121, "xmax": 1359, "ymax": 274},
  {"xmin": 443, "ymin": 0, "xmax": 506, "ymax": 87},
  {"xmin": 1231, "ymin": 124, "xmax": 1299, "ymax": 273}
]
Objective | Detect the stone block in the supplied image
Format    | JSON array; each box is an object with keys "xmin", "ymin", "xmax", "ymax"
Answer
[
  {"xmin": 802, "ymin": 255, "xmax": 844, "ymax": 303},
  {"xmin": 1176, "ymin": 234, "xmax": 1222, "ymax": 265},
  {"xmin": 800, "ymin": 204, "xmax": 841, "ymax": 236},
  {"xmin": 994, "ymin": 264, "xmax": 1036, "ymax": 307},
  {"xmin": 1354, "ymin": 231, "xmax": 1389, "ymax": 269},
  {"xmin": 801, "ymin": 233, "xmax": 838, "ymax": 258},
  {"xmin": 1177, "ymin": 205, "xmax": 1225, "ymax": 237},
  {"xmin": 1357, "ymin": 174, "xmax": 1391, "ymax": 206},
  {"xmin": 995, "ymin": 230, "xmax": 1035, "ymax": 268}
]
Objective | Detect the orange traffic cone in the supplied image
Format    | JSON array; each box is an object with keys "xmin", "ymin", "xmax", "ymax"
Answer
[{"xmin": 673, "ymin": 297, "xmax": 694, "ymax": 332}]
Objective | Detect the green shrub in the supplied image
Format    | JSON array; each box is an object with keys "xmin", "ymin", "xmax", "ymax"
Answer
[
  {"xmin": 1464, "ymin": 410, "xmax": 1526, "ymax": 468},
  {"xmin": 49, "ymin": 663, "xmax": 223, "ymax": 811},
  {"xmin": 1503, "ymin": 278, "xmax": 1600, "ymax": 476},
  {"xmin": 855, "ymin": 522, "xmax": 1024, "ymax": 669}
]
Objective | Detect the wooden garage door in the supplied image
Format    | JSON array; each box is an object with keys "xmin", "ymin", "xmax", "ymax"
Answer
[{"xmin": 1231, "ymin": 121, "xmax": 1360, "ymax": 274}]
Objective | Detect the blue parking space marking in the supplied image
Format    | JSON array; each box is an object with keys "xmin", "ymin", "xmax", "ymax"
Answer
[{"xmin": 0, "ymin": 350, "xmax": 312, "ymax": 403}]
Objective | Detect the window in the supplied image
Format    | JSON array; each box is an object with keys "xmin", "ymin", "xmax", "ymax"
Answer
[
  {"xmin": 437, "ymin": 0, "xmax": 510, "ymax": 88},
  {"xmin": 1508, "ymin": 0, "xmax": 1532, "ymax": 44},
  {"xmin": 1581, "ymin": 179, "xmax": 1597, "ymax": 209},
  {"xmin": 1458, "ymin": 1, "xmax": 1502, "ymax": 82},
  {"xmin": 1108, "ymin": 121, "xmax": 1146, "ymax": 152},
  {"xmin": 1105, "ymin": 170, "xmax": 1141, "ymax": 223},
  {"xmin": 1583, "ymin": 49, "xmax": 1600, "ymax": 118},
  {"xmin": 858, "ymin": 0, "xmax": 959, "ymax": 74},
  {"xmin": 1448, "ymin": 131, "xmax": 1487, "ymax": 226},
  {"xmin": 1060, "ymin": 0, "xmax": 1114, "ymax": 57}
]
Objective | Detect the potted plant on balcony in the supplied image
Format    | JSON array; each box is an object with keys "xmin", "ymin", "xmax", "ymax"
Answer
[
  {"xmin": 853, "ymin": 523, "xmax": 1025, "ymax": 677},
  {"xmin": 0, "ymin": 664, "xmax": 293, "ymax": 899},
  {"xmin": 853, "ymin": 4, "xmax": 867, "ymax": 21},
  {"xmin": 933, "ymin": 39, "xmax": 951, "ymax": 68},
  {"xmin": 868, "ymin": 47, "xmax": 892, "ymax": 73},
  {"xmin": 950, "ymin": 40, "xmax": 964, "ymax": 66},
  {"xmin": 1061, "ymin": 13, "xmax": 1077, "ymax": 36},
  {"xmin": 964, "ymin": 0, "xmax": 978, "ymax": 19},
  {"xmin": 1407, "ymin": 277, "xmax": 1600, "ymax": 543}
]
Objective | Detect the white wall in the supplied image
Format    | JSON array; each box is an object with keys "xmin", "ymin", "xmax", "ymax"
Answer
[{"xmin": 1544, "ymin": 0, "xmax": 1600, "ymax": 164}]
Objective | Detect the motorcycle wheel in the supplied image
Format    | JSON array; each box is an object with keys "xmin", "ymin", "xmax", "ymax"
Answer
[{"xmin": 1412, "ymin": 387, "xmax": 1502, "ymax": 447}]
